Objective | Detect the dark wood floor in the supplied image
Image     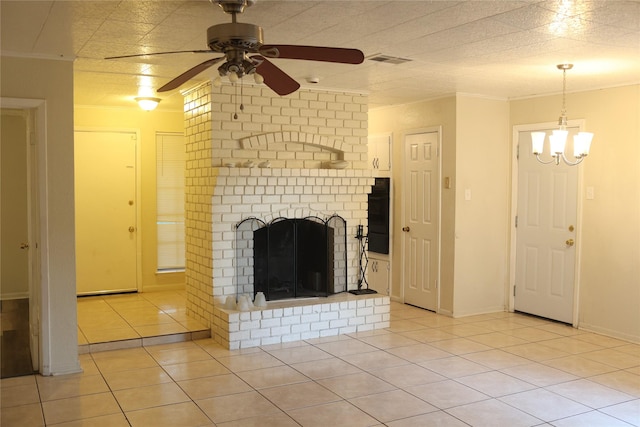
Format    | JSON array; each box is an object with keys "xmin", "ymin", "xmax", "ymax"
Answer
[{"xmin": 0, "ymin": 298, "xmax": 35, "ymax": 378}]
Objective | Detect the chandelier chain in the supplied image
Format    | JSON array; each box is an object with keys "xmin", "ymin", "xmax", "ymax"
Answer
[{"xmin": 561, "ymin": 67, "xmax": 567, "ymax": 118}]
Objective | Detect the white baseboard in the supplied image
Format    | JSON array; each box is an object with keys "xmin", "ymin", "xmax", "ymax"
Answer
[
  {"xmin": 578, "ymin": 322, "xmax": 640, "ymax": 344},
  {"xmin": 141, "ymin": 284, "xmax": 186, "ymax": 293},
  {"xmin": 1, "ymin": 291, "xmax": 30, "ymax": 301},
  {"xmin": 451, "ymin": 305, "xmax": 507, "ymax": 318}
]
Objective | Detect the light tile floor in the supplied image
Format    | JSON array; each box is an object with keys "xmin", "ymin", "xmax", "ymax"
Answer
[
  {"xmin": 2, "ymin": 301, "xmax": 639, "ymax": 426},
  {"xmin": 76, "ymin": 291, "xmax": 210, "ymax": 352}
]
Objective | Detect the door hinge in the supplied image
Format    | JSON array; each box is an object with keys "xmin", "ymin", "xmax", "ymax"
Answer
[
  {"xmin": 515, "ymin": 215, "xmax": 518, "ymax": 228},
  {"xmin": 516, "ymin": 144, "xmax": 519, "ymax": 160},
  {"xmin": 513, "ymin": 287, "xmax": 516, "ymax": 297}
]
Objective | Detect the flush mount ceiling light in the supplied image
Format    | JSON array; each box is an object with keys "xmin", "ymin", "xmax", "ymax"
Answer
[
  {"xmin": 135, "ymin": 97, "xmax": 161, "ymax": 111},
  {"xmin": 531, "ymin": 64, "xmax": 593, "ymax": 166}
]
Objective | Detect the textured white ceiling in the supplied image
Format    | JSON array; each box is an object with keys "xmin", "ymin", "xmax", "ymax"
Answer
[{"xmin": 2, "ymin": 0, "xmax": 639, "ymax": 111}]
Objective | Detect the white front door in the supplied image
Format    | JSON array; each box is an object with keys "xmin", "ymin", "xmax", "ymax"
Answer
[
  {"xmin": 75, "ymin": 131, "xmax": 138, "ymax": 295},
  {"xmin": 515, "ymin": 128, "xmax": 579, "ymax": 324},
  {"xmin": 402, "ymin": 130, "xmax": 440, "ymax": 311}
]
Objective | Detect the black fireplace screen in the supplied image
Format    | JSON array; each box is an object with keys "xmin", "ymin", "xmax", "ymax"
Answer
[{"xmin": 235, "ymin": 215, "xmax": 347, "ymax": 302}]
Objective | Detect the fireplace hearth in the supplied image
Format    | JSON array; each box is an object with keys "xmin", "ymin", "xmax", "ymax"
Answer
[{"xmin": 236, "ymin": 215, "xmax": 347, "ymax": 302}]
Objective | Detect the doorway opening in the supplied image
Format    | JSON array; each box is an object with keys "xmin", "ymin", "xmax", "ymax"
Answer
[{"xmin": 1, "ymin": 106, "xmax": 40, "ymax": 377}]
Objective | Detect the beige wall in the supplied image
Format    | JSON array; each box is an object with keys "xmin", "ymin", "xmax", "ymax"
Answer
[
  {"xmin": 511, "ymin": 84, "xmax": 640, "ymax": 342},
  {"xmin": 369, "ymin": 95, "xmax": 510, "ymax": 317},
  {"xmin": 454, "ymin": 96, "xmax": 510, "ymax": 316},
  {"xmin": 74, "ymin": 106, "xmax": 185, "ymax": 292},
  {"xmin": 1, "ymin": 56, "xmax": 80, "ymax": 374},
  {"xmin": 369, "ymin": 96, "xmax": 457, "ymax": 313}
]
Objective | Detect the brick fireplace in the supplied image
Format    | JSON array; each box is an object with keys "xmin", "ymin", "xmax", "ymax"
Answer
[{"xmin": 183, "ymin": 82, "xmax": 390, "ymax": 349}]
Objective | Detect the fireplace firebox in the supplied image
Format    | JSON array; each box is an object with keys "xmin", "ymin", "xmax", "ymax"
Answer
[{"xmin": 235, "ymin": 215, "xmax": 347, "ymax": 302}]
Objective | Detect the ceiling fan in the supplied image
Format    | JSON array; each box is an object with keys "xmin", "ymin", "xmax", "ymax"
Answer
[{"xmin": 107, "ymin": 0, "xmax": 365, "ymax": 96}]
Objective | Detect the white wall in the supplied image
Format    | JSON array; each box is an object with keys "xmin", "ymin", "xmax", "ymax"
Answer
[
  {"xmin": 1, "ymin": 56, "xmax": 81, "ymax": 374},
  {"xmin": 511, "ymin": 84, "xmax": 640, "ymax": 342}
]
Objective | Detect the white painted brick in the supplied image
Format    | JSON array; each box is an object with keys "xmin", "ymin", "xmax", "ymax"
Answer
[
  {"xmin": 281, "ymin": 315, "xmax": 301, "ymax": 326},
  {"xmin": 270, "ymin": 325, "xmax": 291, "ymax": 336},
  {"xmin": 357, "ymin": 307, "xmax": 374, "ymax": 317},
  {"xmin": 291, "ymin": 323, "xmax": 310, "ymax": 333},
  {"xmin": 365, "ymin": 314, "xmax": 383, "ymax": 324},
  {"xmin": 310, "ymin": 321, "xmax": 329, "ymax": 331},
  {"xmin": 320, "ymin": 328, "xmax": 339, "ymax": 338},
  {"xmin": 260, "ymin": 318, "xmax": 281, "ymax": 328},
  {"xmin": 339, "ymin": 309, "xmax": 356, "ymax": 319},
  {"xmin": 320, "ymin": 311, "xmax": 339, "ymax": 321},
  {"xmin": 374, "ymin": 305, "xmax": 390, "ymax": 314},
  {"xmin": 260, "ymin": 336, "xmax": 282, "ymax": 346},
  {"xmin": 250, "ymin": 328, "xmax": 271, "ymax": 339},
  {"xmin": 339, "ymin": 326, "xmax": 357, "ymax": 334},
  {"xmin": 301, "ymin": 313, "xmax": 320, "ymax": 324},
  {"xmin": 301, "ymin": 331, "xmax": 320, "ymax": 340},
  {"xmin": 329, "ymin": 318, "xmax": 348, "ymax": 329},
  {"xmin": 282, "ymin": 333, "xmax": 301, "ymax": 342},
  {"xmin": 229, "ymin": 330, "xmax": 250, "ymax": 341},
  {"xmin": 240, "ymin": 339, "xmax": 261, "ymax": 348},
  {"xmin": 357, "ymin": 323, "xmax": 374, "ymax": 332},
  {"xmin": 348, "ymin": 316, "xmax": 365, "ymax": 326}
]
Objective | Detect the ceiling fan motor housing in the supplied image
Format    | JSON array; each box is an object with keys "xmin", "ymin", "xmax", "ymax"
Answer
[{"xmin": 207, "ymin": 23, "xmax": 264, "ymax": 53}]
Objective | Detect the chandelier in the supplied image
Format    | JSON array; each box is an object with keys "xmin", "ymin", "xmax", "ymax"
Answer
[{"xmin": 531, "ymin": 64, "xmax": 593, "ymax": 166}]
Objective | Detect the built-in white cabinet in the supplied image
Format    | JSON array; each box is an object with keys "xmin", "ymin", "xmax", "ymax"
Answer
[
  {"xmin": 366, "ymin": 256, "xmax": 390, "ymax": 296},
  {"xmin": 368, "ymin": 134, "xmax": 391, "ymax": 173}
]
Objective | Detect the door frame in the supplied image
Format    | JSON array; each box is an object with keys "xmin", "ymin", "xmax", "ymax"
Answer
[
  {"xmin": 1, "ymin": 97, "xmax": 48, "ymax": 373},
  {"xmin": 509, "ymin": 120, "xmax": 586, "ymax": 327},
  {"xmin": 74, "ymin": 127, "xmax": 143, "ymax": 293},
  {"xmin": 400, "ymin": 126, "xmax": 442, "ymax": 312}
]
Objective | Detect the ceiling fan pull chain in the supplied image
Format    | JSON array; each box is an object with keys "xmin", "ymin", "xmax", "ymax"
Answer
[
  {"xmin": 233, "ymin": 80, "xmax": 238, "ymax": 119},
  {"xmin": 240, "ymin": 76, "xmax": 245, "ymax": 113}
]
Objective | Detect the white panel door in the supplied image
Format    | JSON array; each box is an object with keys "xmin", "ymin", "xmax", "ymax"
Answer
[
  {"xmin": 515, "ymin": 128, "xmax": 579, "ymax": 323},
  {"xmin": 75, "ymin": 131, "xmax": 137, "ymax": 295},
  {"xmin": 403, "ymin": 131, "xmax": 439, "ymax": 311}
]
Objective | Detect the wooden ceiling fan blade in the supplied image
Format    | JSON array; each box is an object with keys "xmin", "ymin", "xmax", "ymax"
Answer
[
  {"xmin": 105, "ymin": 50, "xmax": 212, "ymax": 60},
  {"xmin": 157, "ymin": 57, "xmax": 224, "ymax": 92},
  {"xmin": 259, "ymin": 45, "xmax": 364, "ymax": 64},
  {"xmin": 252, "ymin": 56, "xmax": 300, "ymax": 96}
]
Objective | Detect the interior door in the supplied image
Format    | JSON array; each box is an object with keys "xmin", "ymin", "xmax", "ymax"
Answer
[
  {"xmin": 515, "ymin": 128, "xmax": 579, "ymax": 323},
  {"xmin": 402, "ymin": 131, "xmax": 439, "ymax": 311},
  {"xmin": 1, "ymin": 108, "xmax": 38, "ymax": 374},
  {"xmin": 75, "ymin": 131, "xmax": 137, "ymax": 295}
]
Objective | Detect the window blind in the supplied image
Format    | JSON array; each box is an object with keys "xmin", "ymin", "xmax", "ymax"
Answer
[{"xmin": 156, "ymin": 133, "xmax": 185, "ymax": 270}]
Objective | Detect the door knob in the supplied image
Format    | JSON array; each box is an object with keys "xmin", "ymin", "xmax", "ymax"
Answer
[
  {"xmin": 402, "ymin": 226, "xmax": 410, "ymax": 232},
  {"xmin": 565, "ymin": 238, "xmax": 575, "ymax": 247},
  {"xmin": 128, "ymin": 226, "xmax": 135, "ymax": 233},
  {"xmin": 20, "ymin": 243, "xmax": 29, "ymax": 249}
]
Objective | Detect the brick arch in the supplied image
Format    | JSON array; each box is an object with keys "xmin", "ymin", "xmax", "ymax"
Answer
[{"xmin": 239, "ymin": 131, "xmax": 354, "ymax": 156}]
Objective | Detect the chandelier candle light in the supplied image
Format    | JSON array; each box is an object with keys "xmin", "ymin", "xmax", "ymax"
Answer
[{"xmin": 531, "ymin": 64, "xmax": 593, "ymax": 166}]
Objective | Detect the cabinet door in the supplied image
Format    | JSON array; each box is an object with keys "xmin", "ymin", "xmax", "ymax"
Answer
[
  {"xmin": 366, "ymin": 258, "xmax": 390, "ymax": 295},
  {"xmin": 369, "ymin": 135, "xmax": 391, "ymax": 172}
]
